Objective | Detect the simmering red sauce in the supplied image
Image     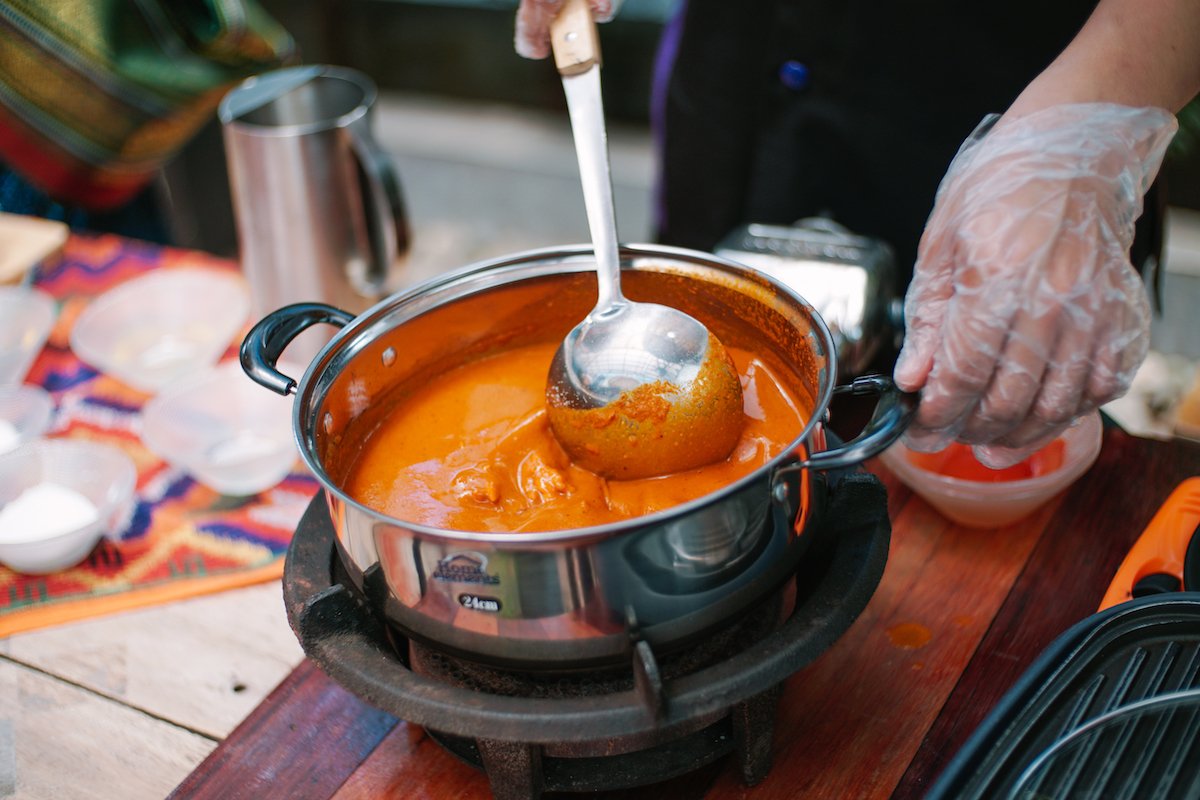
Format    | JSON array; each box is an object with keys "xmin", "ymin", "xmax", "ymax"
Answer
[
  {"xmin": 343, "ymin": 341, "xmax": 807, "ymax": 532},
  {"xmin": 907, "ymin": 439, "xmax": 1067, "ymax": 482}
]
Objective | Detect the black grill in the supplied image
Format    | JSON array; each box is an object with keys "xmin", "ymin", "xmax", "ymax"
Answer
[{"xmin": 928, "ymin": 595, "xmax": 1200, "ymax": 800}]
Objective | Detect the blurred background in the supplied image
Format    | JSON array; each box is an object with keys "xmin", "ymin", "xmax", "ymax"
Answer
[
  {"xmin": 157, "ymin": 0, "xmax": 1200, "ymax": 439},
  {"xmin": 161, "ymin": 0, "xmax": 674, "ymax": 279}
]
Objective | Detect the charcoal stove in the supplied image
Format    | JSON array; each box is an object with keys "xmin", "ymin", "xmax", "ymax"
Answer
[{"xmin": 281, "ymin": 470, "xmax": 890, "ymax": 800}]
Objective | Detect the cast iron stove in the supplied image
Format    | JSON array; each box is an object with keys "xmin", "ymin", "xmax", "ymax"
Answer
[{"xmin": 281, "ymin": 471, "xmax": 891, "ymax": 800}]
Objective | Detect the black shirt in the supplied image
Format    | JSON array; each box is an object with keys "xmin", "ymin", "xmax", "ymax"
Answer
[{"xmin": 653, "ymin": 0, "xmax": 1103, "ymax": 278}]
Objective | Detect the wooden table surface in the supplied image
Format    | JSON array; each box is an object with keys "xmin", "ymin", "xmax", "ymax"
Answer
[
  {"xmin": 0, "ymin": 579, "xmax": 304, "ymax": 799},
  {"xmin": 154, "ymin": 425, "xmax": 1200, "ymax": 800}
]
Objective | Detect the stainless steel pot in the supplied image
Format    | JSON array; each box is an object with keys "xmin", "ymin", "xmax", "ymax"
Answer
[{"xmin": 241, "ymin": 244, "xmax": 914, "ymax": 669}]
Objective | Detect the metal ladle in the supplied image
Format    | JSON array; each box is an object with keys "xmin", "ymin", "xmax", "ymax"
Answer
[{"xmin": 544, "ymin": 0, "xmax": 744, "ymax": 480}]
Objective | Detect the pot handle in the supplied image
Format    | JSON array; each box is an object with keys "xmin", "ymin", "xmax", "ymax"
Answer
[
  {"xmin": 240, "ymin": 302, "xmax": 354, "ymax": 396},
  {"xmin": 775, "ymin": 375, "xmax": 917, "ymax": 480}
]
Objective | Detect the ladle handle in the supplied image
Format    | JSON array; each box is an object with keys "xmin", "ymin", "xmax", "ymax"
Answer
[
  {"xmin": 553, "ymin": 0, "xmax": 624, "ymax": 312},
  {"xmin": 240, "ymin": 302, "xmax": 354, "ymax": 395},
  {"xmin": 551, "ymin": 0, "xmax": 602, "ymax": 75}
]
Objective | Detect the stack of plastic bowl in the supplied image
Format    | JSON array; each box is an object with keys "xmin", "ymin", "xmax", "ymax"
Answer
[
  {"xmin": 69, "ymin": 266, "xmax": 301, "ymax": 494},
  {"xmin": 0, "ymin": 264, "xmax": 301, "ymax": 575},
  {"xmin": 141, "ymin": 359, "xmax": 302, "ymax": 497},
  {"xmin": 70, "ymin": 267, "xmax": 251, "ymax": 393}
]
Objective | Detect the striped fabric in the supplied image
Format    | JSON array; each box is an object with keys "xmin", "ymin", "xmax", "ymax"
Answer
[{"xmin": 0, "ymin": 0, "xmax": 294, "ymax": 210}]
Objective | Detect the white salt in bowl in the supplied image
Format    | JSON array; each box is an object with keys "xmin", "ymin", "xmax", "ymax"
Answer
[
  {"xmin": 0, "ymin": 286, "xmax": 57, "ymax": 385},
  {"xmin": 0, "ymin": 385, "xmax": 54, "ymax": 455},
  {"xmin": 141, "ymin": 359, "xmax": 300, "ymax": 496},
  {"xmin": 70, "ymin": 267, "xmax": 250, "ymax": 393},
  {"xmin": 0, "ymin": 439, "xmax": 137, "ymax": 574}
]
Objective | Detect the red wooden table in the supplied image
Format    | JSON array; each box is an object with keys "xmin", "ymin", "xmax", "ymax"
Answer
[{"xmin": 170, "ymin": 425, "xmax": 1200, "ymax": 799}]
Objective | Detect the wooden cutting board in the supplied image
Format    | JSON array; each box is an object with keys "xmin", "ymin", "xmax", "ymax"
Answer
[{"xmin": 0, "ymin": 212, "xmax": 69, "ymax": 284}]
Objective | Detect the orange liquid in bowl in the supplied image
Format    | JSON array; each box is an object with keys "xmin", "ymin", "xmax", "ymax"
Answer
[{"xmin": 907, "ymin": 439, "xmax": 1067, "ymax": 483}]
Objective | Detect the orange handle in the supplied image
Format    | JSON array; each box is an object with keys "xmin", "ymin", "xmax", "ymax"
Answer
[{"xmin": 1099, "ymin": 476, "xmax": 1200, "ymax": 611}]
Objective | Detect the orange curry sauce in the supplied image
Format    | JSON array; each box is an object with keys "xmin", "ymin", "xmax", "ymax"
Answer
[{"xmin": 344, "ymin": 341, "xmax": 807, "ymax": 532}]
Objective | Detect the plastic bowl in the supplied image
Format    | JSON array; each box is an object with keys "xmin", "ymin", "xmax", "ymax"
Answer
[
  {"xmin": 0, "ymin": 439, "xmax": 137, "ymax": 573},
  {"xmin": 0, "ymin": 385, "xmax": 54, "ymax": 455},
  {"xmin": 0, "ymin": 286, "xmax": 57, "ymax": 385},
  {"xmin": 878, "ymin": 411, "xmax": 1103, "ymax": 529},
  {"xmin": 141, "ymin": 360, "xmax": 300, "ymax": 496},
  {"xmin": 70, "ymin": 267, "xmax": 250, "ymax": 393}
]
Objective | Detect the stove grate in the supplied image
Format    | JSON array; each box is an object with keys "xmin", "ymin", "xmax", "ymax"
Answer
[{"xmin": 282, "ymin": 472, "xmax": 891, "ymax": 798}]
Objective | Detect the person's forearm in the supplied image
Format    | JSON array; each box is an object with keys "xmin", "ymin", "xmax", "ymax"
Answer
[{"xmin": 1007, "ymin": 0, "xmax": 1200, "ymax": 117}]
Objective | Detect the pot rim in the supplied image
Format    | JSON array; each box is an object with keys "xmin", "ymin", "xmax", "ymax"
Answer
[{"xmin": 291, "ymin": 242, "xmax": 839, "ymax": 545}]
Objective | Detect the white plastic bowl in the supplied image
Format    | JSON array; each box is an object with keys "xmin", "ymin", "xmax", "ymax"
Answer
[
  {"xmin": 141, "ymin": 359, "xmax": 300, "ymax": 496},
  {"xmin": 879, "ymin": 411, "xmax": 1104, "ymax": 529},
  {"xmin": 70, "ymin": 267, "xmax": 250, "ymax": 393},
  {"xmin": 0, "ymin": 439, "xmax": 137, "ymax": 573},
  {"xmin": 0, "ymin": 385, "xmax": 54, "ymax": 455},
  {"xmin": 0, "ymin": 286, "xmax": 57, "ymax": 385}
]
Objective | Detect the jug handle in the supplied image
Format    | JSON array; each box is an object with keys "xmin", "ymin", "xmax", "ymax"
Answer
[
  {"xmin": 349, "ymin": 129, "xmax": 410, "ymax": 296},
  {"xmin": 240, "ymin": 303, "xmax": 354, "ymax": 395}
]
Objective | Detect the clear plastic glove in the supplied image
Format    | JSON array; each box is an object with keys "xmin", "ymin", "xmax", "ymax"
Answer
[
  {"xmin": 514, "ymin": 0, "xmax": 622, "ymax": 59},
  {"xmin": 894, "ymin": 103, "xmax": 1177, "ymax": 468}
]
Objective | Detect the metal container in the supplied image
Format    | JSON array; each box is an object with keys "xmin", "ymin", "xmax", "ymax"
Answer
[
  {"xmin": 715, "ymin": 218, "xmax": 902, "ymax": 376},
  {"xmin": 242, "ymin": 244, "xmax": 912, "ymax": 669},
  {"xmin": 220, "ymin": 65, "xmax": 409, "ymax": 364}
]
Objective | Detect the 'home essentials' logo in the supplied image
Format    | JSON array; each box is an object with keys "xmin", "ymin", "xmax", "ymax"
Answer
[
  {"xmin": 431, "ymin": 551, "xmax": 500, "ymax": 585},
  {"xmin": 459, "ymin": 594, "xmax": 502, "ymax": 613}
]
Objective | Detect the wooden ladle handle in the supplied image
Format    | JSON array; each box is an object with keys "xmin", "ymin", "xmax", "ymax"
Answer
[{"xmin": 550, "ymin": 0, "xmax": 601, "ymax": 76}]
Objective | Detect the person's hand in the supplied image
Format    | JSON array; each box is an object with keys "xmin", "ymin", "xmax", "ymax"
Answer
[
  {"xmin": 514, "ymin": 0, "xmax": 621, "ymax": 59},
  {"xmin": 894, "ymin": 103, "xmax": 1177, "ymax": 467}
]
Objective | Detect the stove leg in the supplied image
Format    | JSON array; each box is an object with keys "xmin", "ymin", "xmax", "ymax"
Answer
[
  {"xmin": 732, "ymin": 684, "xmax": 783, "ymax": 786},
  {"xmin": 476, "ymin": 739, "xmax": 544, "ymax": 800}
]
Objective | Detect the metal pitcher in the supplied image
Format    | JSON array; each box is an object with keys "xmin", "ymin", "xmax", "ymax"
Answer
[{"xmin": 219, "ymin": 65, "xmax": 408, "ymax": 362}]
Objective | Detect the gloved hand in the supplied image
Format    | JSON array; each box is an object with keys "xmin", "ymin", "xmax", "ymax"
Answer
[
  {"xmin": 894, "ymin": 103, "xmax": 1177, "ymax": 468},
  {"xmin": 514, "ymin": 0, "xmax": 622, "ymax": 59}
]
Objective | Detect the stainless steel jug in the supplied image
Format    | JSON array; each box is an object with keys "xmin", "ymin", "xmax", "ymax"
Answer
[{"xmin": 219, "ymin": 65, "xmax": 408, "ymax": 362}]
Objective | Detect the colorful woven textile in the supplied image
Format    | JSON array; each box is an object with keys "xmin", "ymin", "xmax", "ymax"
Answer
[
  {"xmin": 0, "ymin": 1, "xmax": 293, "ymax": 209},
  {"xmin": 0, "ymin": 232, "xmax": 319, "ymax": 636}
]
